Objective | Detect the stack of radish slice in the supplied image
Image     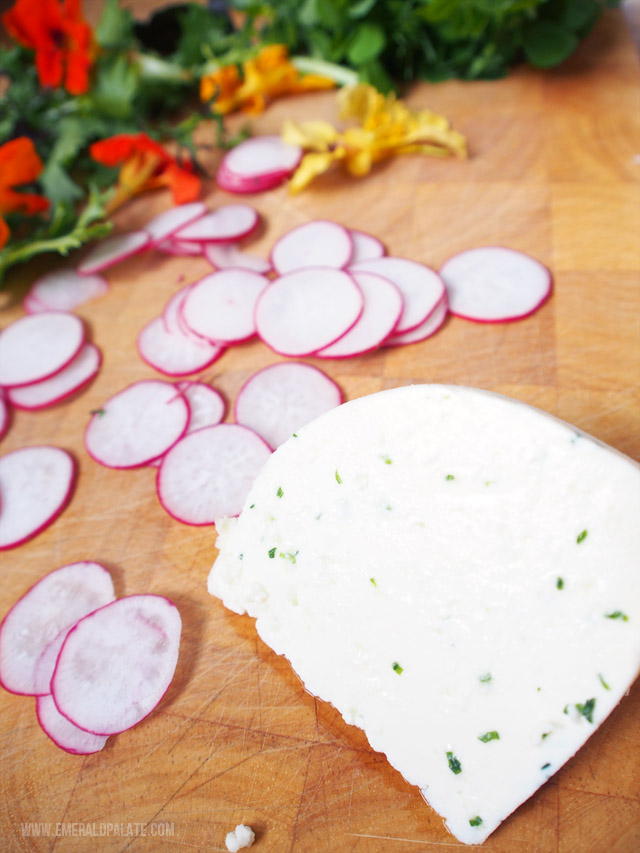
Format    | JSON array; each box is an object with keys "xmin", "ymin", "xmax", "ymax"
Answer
[
  {"xmin": 0, "ymin": 313, "xmax": 101, "ymax": 409},
  {"xmin": 85, "ymin": 361, "xmax": 344, "ymax": 524},
  {"xmin": 0, "ymin": 561, "xmax": 181, "ymax": 753},
  {"xmin": 216, "ymin": 136, "xmax": 303, "ymax": 194}
]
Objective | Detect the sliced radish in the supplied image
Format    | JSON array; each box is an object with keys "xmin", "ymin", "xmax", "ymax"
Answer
[
  {"xmin": 256, "ymin": 268, "xmax": 363, "ymax": 357},
  {"xmin": 51, "ymin": 594, "xmax": 181, "ymax": 736},
  {"xmin": 36, "ymin": 694, "xmax": 108, "ymax": 754},
  {"xmin": 0, "ymin": 393, "xmax": 9, "ymax": 442},
  {"xmin": 316, "ymin": 271, "xmax": 403, "ymax": 358},
  {"xmin": 204, "ymin": 243, "xmax": 271, "ymax": 274},
  {"xmin": 234, "ymin": 362, "xmax": 342, "ymax": 449},
  {"xmin": 145, "ymin": 202, "xmax": 207, "ymax": 246},
  {"xmin": 176, "ymin": 382, "xmax": 226, "ymax": 432},
  {"xmin": 350, "ymin": 257, "xmax": 445, "ymax": 334},
  {"xmin": 0, "ymin": 312, "xmax": 85, "ymax": 389},
  {"xmin": 7, "ymin": 343, "xmax": 101, "ymax": 411},
  {"xmin": 385, "ymin": 294, "xmax": 449, "ymax": 346},
  {"xmin": 349, "ymin": 230, "xmax": 386, "ymax": 263},
  {"xmin": 85, "ymin": 380, "xmax": 190, "ymax": 469},
  {"xmin": 0, "ymin": 561, "xmax": 115, "ymax": 695},
  {"xmin": 0, "ymin": 446, "xmax": 76, "ymax": 550},
  {"xmin": 271, "ymin": 220, "xmax": 353, "ymax": 274},
  {"xmin": 157, "ymin": 424, "xmax": 272, "ymax": 524},
  {"xmin": 24, "ymin": 269, "xmax": 109, "ymax": 313},
  {"xmin": 182, "ymin": 270, "xmax": 269, "ymax": 345},
  {"xmin": 174, "ymin": 205, "xmax": 259, "ymax": 244},
  {"xmin": 439, "ymin": 246, "xmax": 553, "ymax": 322},
  {"xmin": 216, "ymin": 136, "xmax": 302, "ymax": 193},
  {"xmin": 77, "ymin": 231, "xmax": 151, "ymax": 275},
  {"xmin": 138, "ymin": 317, "xmax": 225, "ymax": 377},
  {"xmin": 156, "ymin": 238, "xmax": 204, "ymax": 257}
]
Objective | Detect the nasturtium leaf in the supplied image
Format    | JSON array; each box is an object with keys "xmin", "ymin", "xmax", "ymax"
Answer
[{"xmin": 522, "ymin": 20, "xmax": 578, "ymax": 68}]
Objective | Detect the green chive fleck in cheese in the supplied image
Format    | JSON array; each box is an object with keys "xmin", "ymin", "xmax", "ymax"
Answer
[{"xmin": 208, "ymin": 384, "xmax": 640, "ymax": 845}]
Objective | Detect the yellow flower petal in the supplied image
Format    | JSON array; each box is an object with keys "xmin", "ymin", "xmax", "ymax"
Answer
[
  {"xmin": 281, "ymin": 119, "xmax": 339, "ymax": 151},
  {"xmin": 289, "ymin": 152, "xmax": 338, "ymax": 194}
]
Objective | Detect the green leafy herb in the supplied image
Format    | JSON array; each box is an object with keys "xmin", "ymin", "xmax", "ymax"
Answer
[
  {"xmin": 469, "ymin": 816, "xmax": 483, "ymax": 827},
  {"xmin": 556, "ymin": 577, "xmax": 564, "ymax": 590},
  {"xmin": 239, "ymin": 553, "xmax": 243, "ymax": 560},
  {"xmin": 268, "ymin": 547, "xmax": 277, "ymax": 559},
  {"xmin": 392, "ymin": 661, "xmax": 403, "ymax": 675},
  {"xmin": 541, "ymin": 762, "xmax": 551, "ymax": 770},
  {"xmin": 577, "ymin": 530, "xmax": 588, "ymax": 544},
  {"xmin": 446, "ymin": 751, "xmax": 462, "ymax": 774},
  {"xmin": 541, "ymin": 731, "xmax": 551, "ymax": 740},
  {"xmin": 445, "ymin": 474, "xmax": 455, "ymax": 481},
  {"xmin": 478, "ymin": 731, "xmax": 499, "ymax": 743},
  {"xmin": 292, "ymin": 433, "xmax": 298, "ymax": 437},
  {"xmin": 335, "ymin": 470, "xmax": 343, "ymax": 484},
  {"xmin": 249, "ymin": 504, "xmax": 255, "ymax": 509},
  {"xmin": 576, "ymin": 698, "xmax": 596, "ymax": 723},
  {"xmin": 598, "ymin": 673, "xmax": 611, "ymax": 691},
  {"xmin": 279, "ymin": 551, "xmax": 298, "ymax": 564},
  {"xmin": 276, "ymin": 487, "xmax": 284, "ymax": 498},
  {"xmin": 605, "ymin": 610, "xmax": 629, "ymax": 621},
  {"xmin": 381, "ymin": 454, "xmax": 392, "ymax": 464},
  {"xmin": 479, "ymin": 673, "xmax": 492, "ymax": 683},
  {"xmin": 370, "ymin": 577, "xmax": 377, "ymax": 587}
]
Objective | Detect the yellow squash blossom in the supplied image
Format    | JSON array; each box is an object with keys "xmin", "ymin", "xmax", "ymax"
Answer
[
  {"xmin": 200, "ymin": 44, "xmax": 335, "ymax": 115},
  {"xmin": 282, "ymin": 83, "xmax": 467, "ymax": 193}
]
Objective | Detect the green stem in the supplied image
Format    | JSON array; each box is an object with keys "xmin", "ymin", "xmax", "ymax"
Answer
[{"xmin": 291, "ymin": 56, "xmax": 358, "ymax": 87}]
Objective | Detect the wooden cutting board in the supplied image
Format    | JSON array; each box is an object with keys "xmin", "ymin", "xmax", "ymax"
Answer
[{"xmin": 1, "ymin": 7, "xmax": 639, "ymax": 851}]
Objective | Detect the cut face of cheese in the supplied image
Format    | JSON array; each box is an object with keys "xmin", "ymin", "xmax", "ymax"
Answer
[{"xmin": 208, "ymin": 384, "xmax": 640, "ymax": 845}]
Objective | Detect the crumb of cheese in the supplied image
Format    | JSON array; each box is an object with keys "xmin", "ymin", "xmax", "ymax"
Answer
[{"xmin": 225, "ymin": 824, "xmax": 255, "ymax": 852}]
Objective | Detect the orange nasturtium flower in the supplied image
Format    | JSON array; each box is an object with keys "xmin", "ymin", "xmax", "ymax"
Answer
[
  {"xmin": 0, "ymin": 138, "xmax": 50, "ymax": 250},
  {"xmin": 89, "ymin": 134, "xmax": 202, "ymax": 215},
  {"xmin": 200, "ymin": 44, "xmax": 335, "ymax": 115},
  {"xmin": 282, "ymin": 84, "xmax": 467, "ymax": 193},
  {"xmin": 3, "ymin": 0, "xmax": 94, "ymax": 96}
]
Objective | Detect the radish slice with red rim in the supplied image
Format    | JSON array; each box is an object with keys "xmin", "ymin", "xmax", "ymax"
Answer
[
  {"xmin": 256, "ymin": 267, "xmax": 363, "ymax": 356},
  {"xmin": 176, "ymin": 382, "xmax": 226, "ymax": 432},
  {"xmin": 182, "ymin": 270, "xmax": 269, "ymax": 344},
  {"xmin": 0, "ymin": 312, "xmax": 85, "ymax": 388},
  {"xmin": 316, "ymin": 271, "xmax": 403, "ymax": 358},
  {"xmin": 216, "ymin": 136, "xmax": 302, "ymax": 193},
  {"xmin": 161, "ymin": 286, "xmax": 204, "ymax": 344},
  {"xmin": 77, "ymin": 231, "xmax": 151, "ymax": 275},
  {"xmin": 51, "ymin": 594, "xmax": 181, "ymax": 736},
  {"xmin": 271, "ymin": 220, "xmax": 353, "ymax": 274},
  {"xmin": 0, "ymin": 394, "xmax": 9, "ymax": 442},
  {"xmin": 138, "ymin": 317, "xmax": 225, "ymax": 377},
  {"xmin": 350, "ymin": 257, "xmax": 445, "ymax": 334},
  {"xmin": 385, "ymin": 294, "xmax": 449, "ymax": 346},
  {"xmin": 234, "ymin": 362, "xmax": 342, "ymax": 449},
  {"xmin": 0, "ymin": 446, "xmax": 76, "ymax": 550},
  {"xmin": 439, "ymin": 246, "xmax": 552, "ymax": 322},
  {"xmin": 174, "ymin": 205, "xmax": 259, "ymax": 244},
  {"xmin": 85, "ymin": 380, "xmax": 190, "ymax": 469},
  {"xmin": 145, "ymin": 202, "xmax": 207, "ymax": 246},
  {"xmin": 157, "ymin": 424, "xmax": 272, "ymax": 524},
  {"xmin": 204, "ymin": 243, "xmax": 271, "ymax": 274},
  {"xmin": 36, "ymin": 694, "xmax": 108, "ymax": 754},
  {"xmin": 0, "ymin": 561, "xmax": 115, "ymax": 695},
  {"xmin": 24, "ymin": 270, "xmax": 109, "ymax": 313},
  {"xmin": 156, "ymin": 238, "xmax": 204, "ymax": 257},
  {"xmin": 349, "ymin": 230, "xmax": 386, "ymax": 263},
  {"xmin": 7, "ymin": 343, "xmax": 101, "ymax": 411},
  {"xmin": 216, "ymin": 163, "xmax": 285, "ymax": 195}
]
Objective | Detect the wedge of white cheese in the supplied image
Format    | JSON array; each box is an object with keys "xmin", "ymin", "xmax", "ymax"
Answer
[{"xmin": 208, "ymin": 384, "xmax": 640, "ymax": 844}]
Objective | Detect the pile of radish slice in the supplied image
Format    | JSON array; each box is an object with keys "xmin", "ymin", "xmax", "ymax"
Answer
[
  {"xmin": 85, "ymin": 362, "xmax": 342, "ymax": 525},
  {"xmin": 0, "ymin": 561, "xmax": 181, "ymax": 753}
]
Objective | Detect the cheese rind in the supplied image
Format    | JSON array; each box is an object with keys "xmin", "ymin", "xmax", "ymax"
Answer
[{"xmin": 208, "ymin": 385, "xmax": 640, "ymax": 844}]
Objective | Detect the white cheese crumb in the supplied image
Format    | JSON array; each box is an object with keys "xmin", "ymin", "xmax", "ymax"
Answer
[{"xmin": 225, "ymin": 824, "xmax": 255, "ymax": 852}]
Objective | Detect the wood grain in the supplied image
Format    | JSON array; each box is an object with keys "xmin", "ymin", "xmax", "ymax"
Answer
[{"xmin": 1, "ymin": 7, "xmax": 639, "ymax": 852}]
